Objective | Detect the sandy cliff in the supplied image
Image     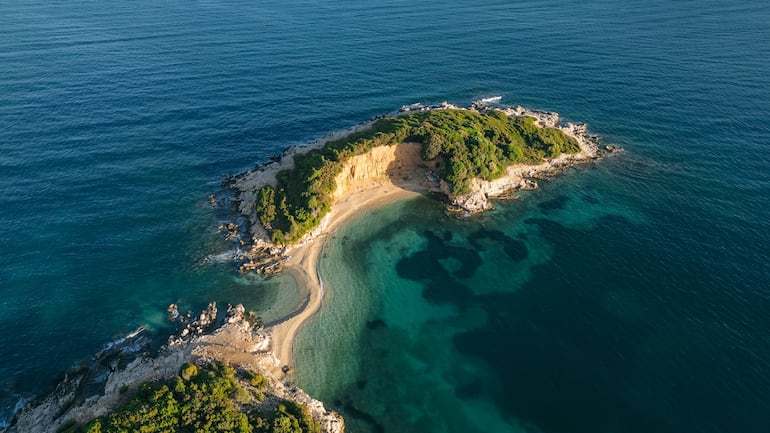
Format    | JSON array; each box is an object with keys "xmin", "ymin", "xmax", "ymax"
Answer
[{"xmin": 331, "ymin": 142, "xmax": 431, "ymax": 201}]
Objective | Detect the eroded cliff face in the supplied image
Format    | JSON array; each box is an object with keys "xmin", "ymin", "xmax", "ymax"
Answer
[{"xmin": 331, "ymin": 142, "xmax": 429, "ymax": 201}]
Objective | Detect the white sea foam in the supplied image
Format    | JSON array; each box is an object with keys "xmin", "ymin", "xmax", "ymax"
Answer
[
  {"xmin": 479, "ymin": 96, "xmax": 502, "ymax": 104},
  {"xmin": 100, "ymin": 326, "xmax": 146, "ymax": 353},
  {"xmin": 201, "ymin": 248, "xmax": 242, "ymax": 264},
  {"xmin": 0, "ymin": 397, "xmax": 27, "ymax": 428}
]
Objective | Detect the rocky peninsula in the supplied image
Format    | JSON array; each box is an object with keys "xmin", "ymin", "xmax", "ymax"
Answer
[{"xmin": 4, "ymin": 304, "xmax": 343, "ymax": 433}]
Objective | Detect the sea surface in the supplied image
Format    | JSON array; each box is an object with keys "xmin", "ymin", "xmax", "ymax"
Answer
[{"xmin": 1, "ymin": 0, "xmax": 769, "ymax": 431}]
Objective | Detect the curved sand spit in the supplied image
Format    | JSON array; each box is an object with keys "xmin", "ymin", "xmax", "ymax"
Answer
[{"xmin": 268, "ymin": 181, "xmax": 425, "ymax": 376}]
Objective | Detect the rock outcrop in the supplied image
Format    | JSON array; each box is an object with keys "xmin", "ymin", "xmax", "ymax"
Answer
[{"xmin": 445, "ymin": 146, "xmax": 595, "ymax": 215}]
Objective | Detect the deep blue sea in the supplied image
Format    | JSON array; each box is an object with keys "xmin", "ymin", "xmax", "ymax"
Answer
[{"xmin": 1, "ymin": 0, "xmax": 769, "ymax": 431}]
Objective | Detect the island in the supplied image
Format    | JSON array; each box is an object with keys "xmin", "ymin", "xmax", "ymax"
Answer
[
  {"xmin": 4, "ymin": 101, "xmax": 607, "ymax": 433},
  {"xmin": 229, "ymin": 101, "xmax": 604, "ymax": 374},
  {"xmin": 233, "ymin": 102, "xmax": 600, "ymax": 248}
]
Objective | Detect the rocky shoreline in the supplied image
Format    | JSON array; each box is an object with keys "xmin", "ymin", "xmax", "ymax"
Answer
[
  {"xmin": 228, "ymin": 100, "xmax": 614, "ymax": 274},
  {"xmin": 3, "ymin": 304, "xmax": 343, "ymax": 433},
  {"xmin": 444, "ymin": 107, "xmax": 607, "ymax": 215}
]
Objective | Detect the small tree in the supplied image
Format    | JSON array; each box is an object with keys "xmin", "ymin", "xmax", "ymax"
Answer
[
  {"xmin": 256, "ymin": 186, "xmax": 277, "ymax": 228},
  {"xmin": 422, "ymin": 133, "xmax": 444, "ymax": 160},
  {"xmin": 180, "ymin": 363, "xmax": 198, "ymax": 381},
  {"xmin": 272, "ymin": 413, "xmax": 301, "ymax": 433}
]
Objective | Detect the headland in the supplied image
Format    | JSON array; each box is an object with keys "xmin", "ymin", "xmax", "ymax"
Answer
[{"xmin": 5, "ymin": 304, "xmax": 344, "ymax": 433}]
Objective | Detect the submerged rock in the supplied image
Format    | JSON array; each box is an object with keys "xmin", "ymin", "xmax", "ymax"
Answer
[{"xmin": 166, "ymin": 303, "xmax": 179, "ymax": 322}]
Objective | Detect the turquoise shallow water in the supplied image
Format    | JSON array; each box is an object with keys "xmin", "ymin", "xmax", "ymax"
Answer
[
  {"xmin": 1, "ymin": 0, "xmax": 769, "ymax": 431},
  {"xmin": 296, "ymin": 154, "xmax": 769, "ymax": 433}
]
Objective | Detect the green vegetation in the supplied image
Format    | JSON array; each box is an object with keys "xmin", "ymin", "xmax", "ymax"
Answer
[
  {"xmin": 77, "ymin": 362, "xmax": 321, "ymax": 433},
  {"xmin": 179, "ymin": 362, "xmax": 198, "ymax": 381},
  {"xmin": 258, "ymin": 109, "xmax": 579, "ymax": 244},
  {"xmin": 243, "ymin": 370, "xmax": 269, "ymax": 390},
  {"xmin": 256, "ymin": 186, "xmax": 277, "ymax": 229}
]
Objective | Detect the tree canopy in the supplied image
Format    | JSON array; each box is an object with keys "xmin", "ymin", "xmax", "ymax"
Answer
[{"xmin": 72, "ymin": 363, "xmax": 320, "ymax": 433}]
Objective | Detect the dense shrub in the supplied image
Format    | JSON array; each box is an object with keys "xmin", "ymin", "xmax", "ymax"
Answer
[
  {"xmin": 79, "ymin": 363, "xmax": 320, "ymax": 433},
  {"xmin": 242, "ymin": 370, "xmax": 269, "ymax": 390},
  {"xmin": 256, "ymin": 186, "xmax": 277, "ymax": 228},
  {"xmin": 179, "ymin": 363, "xmax": 198, "ymax": 381},
  {"xmin": 257, "ymin": 109, "xmax": 579, "ymax": 244}
]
